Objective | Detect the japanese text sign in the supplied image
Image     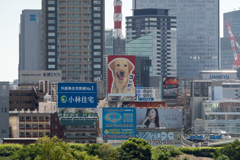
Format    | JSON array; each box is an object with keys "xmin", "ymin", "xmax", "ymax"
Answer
[
  {"xmin": 103, "ymin": 128, "xmax": 136, "ymax": 140},
  {"xmin": 58, "ymin": 83, "xmax": 97, "ymax": 108},
  {"xmin": 102, "ymin": 108, "xmax": 136, "ymax": 128}
]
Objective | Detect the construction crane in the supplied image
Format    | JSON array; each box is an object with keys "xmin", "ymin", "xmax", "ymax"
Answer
[{"xmin": 225, "ymin": 19, "xmax": 240, "ymax": 68}]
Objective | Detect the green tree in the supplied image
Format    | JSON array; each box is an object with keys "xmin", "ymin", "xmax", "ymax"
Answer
[
  {"xmin": 221, "ymin": 139, "xmax": 240, "ymax": 160},
  {"xmin": 118, "ymin": 138, "xmax": 152, "ymax": 160},
  {"xmin": 97, "ymin": 143, "xmax": 120, "ymax": 160}
]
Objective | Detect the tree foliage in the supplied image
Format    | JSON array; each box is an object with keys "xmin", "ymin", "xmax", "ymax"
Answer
[{"xmin": 118, "ymin": 138, "xmax": 152, "ymax": 160}]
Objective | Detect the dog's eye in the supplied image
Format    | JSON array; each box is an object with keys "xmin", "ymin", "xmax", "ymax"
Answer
[
  {"xmin": 124, "ymin": 64, "xmax": 127, "ymax": 67},
  {"xmin": 117, "ymin": 64, "xmax": 120, "ymax": 67}
]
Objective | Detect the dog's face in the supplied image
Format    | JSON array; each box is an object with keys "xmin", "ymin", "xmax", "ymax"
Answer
[{"xmin": 109, "ymin": 58, "xmax": 134, "ymax": 82}]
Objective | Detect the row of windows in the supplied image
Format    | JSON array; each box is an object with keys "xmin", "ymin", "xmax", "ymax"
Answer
[{"xmin": 47, "ymin": 32, "xmax": 102, "ymax": 37}]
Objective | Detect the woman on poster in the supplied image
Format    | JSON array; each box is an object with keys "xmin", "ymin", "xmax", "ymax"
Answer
[{"xmin": 141, "ymin": 108, "xmax": 161, "ymax": 128}]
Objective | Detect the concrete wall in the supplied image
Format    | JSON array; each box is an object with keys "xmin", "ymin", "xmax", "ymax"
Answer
[
  {"xmin": 9, "ymin": 117, "xmax": 19, "ymax": 138},
  {"xmin": 0, "ymin": 82, "xmax": 9, "ymax": 138}
]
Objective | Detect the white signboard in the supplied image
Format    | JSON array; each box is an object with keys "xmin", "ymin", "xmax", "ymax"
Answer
[
  {"xmin": 136, "ymin": 132, "xmax": 174, "ymax": 145},
  {"xmin": 20, "ymin": 70, "xmax": 62, "ymax": 83}
]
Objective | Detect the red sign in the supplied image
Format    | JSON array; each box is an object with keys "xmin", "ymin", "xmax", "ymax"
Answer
[
  {"xmin": 108, "ymin": 55, "xmax": 136, "ymax": 96},
  {"xmin": 114, "ymin": 21, "xmax": 122, "ymax": 29},
  {"xmin": 128, "ymin": 102, "xmax": 165, "ymax": 108}
]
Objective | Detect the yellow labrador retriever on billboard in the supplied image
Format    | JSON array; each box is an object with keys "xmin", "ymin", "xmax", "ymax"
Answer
[{"xmin": 109, "ymin": 58, "xmax": 135, "ymax": 95}]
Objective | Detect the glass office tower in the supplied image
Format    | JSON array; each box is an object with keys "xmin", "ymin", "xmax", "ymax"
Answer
[
  {"xmin": 133, "ymin": 0, "xmax": 219, "ymax": 77},
  {"xmin": 221, "ymin": 10, "xmax": 240, "ymax": 70}
]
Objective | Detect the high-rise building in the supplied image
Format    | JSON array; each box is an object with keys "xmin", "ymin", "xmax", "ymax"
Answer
[
  {"xmin": 105, "ymin": 29, "xmax": 113, "ymax": 55},
  {"xmin": 221, "ymin": 10, "xmax": 240, "ymax": 70},
  {"xmin": 0, "ymin": 82, "xmax": 9, "ymax": 138},
  {"xmin": 41, "ymin": 0, "xmax": 105, "ymax": 82},
  {"xmin": 133, "ymin": 0, "xmax": 219, "ymax": 77},
  {"xmin": 19, "ymin": 10, "xmax": 42, "ymax": 81},
  {"xmin": 126, "ymin": 9, "xmax": 177, "ymax": 77},
  {"xmin": 113, "ymin": 38, "xmax": 125, "ymax": 55}
]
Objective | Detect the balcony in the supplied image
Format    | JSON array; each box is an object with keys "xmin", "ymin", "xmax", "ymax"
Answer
[
  {"xmin": 68, "ymin": 22, "xmax": 81, "ymax": 25},
  {"xmin": 68, "ymin": 60, "xmax": 81, "ymax": 63},
  {"xmin": 57, "ymin": 22, "xmax": 66, "ymax": 25},
  {"xmin": 68, "ymin": 16, "xmax": 81, "ymax": 18},
  {"xmin": 68, "ymin": 73, "xmax": 81, "ymax": 76},
  {"xmin": 83, "ymin": 9, "xmax": 91, "ymax": 13},
  {"xmin": 68, "ymin": 35, "xmax": 81, "ymax": 37},
  {"xmin": 68, "ymin": 54, "xmax": 81, "ymax": 56},
  {"xmin": 57, "ymin": 9, "xmax": 66, "ymax": 12},
  {"xmin": 68, "ymin": 9, "xmax": 81, "ymax": 12},
  {"xmin": 68, "ymin": 47, "xmax": 81, "ymax": 50},
  {"xmin": 66, "ymin": 127, "xmax": 96, "ymax": 131},
  {"xmin": 83, "ymin": 2, "xmax": 91, "ymax": 5},
  {"xmin": 58, "ymin": 60, "xmax": 66, "ymax": 63},
  {"xmin": 83, "ymin": 15, "xmax": 91, "ymax": 18},
  {"xmin": 68, "ymin": 67, "xmax": 81, "ymax": 70},
  {"xmin": 65, "ymin": 135, "xmax": 96, "ymax": 139},
  {"xmin": 68, "ymin": 28, "xmax": 81, "ymax": 31},
  {"xmin": 68, "ymin": 2, "xmax": 81, "ymax": 5},
  {"xmin": 68, "ymin": 41, "xmax": 81, "ymax": 44}
]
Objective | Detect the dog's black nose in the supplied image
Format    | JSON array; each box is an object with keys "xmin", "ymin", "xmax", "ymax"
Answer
[{"xmin": 120, "ymin": 71, "xmax": 124, "ymax": 76}]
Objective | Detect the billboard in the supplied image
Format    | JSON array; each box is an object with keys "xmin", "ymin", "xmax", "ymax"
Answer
[
  {"xmin": 102, "ymin": 108, "xmax": 136, "ymax": 128},
  {"xmin": 136, "ymin": 132, "xmax": 174, "ymax": 145},
  {"xmin": 162, "ymin": 77, "xmax": 178, "ymax": 99},
  {"xmin": 103, "ymin": 128, "xmax": 136, "ymax": 140},
  {"xmin": 108, "ymin": 55, "xmax": 136, "ymax": 96},
  {"xmin": 58, "ymin": 83, "xmax": 97, "ymax": 108},
  {"xmin": 136, "ymin": 108, "xmax": 182, "ymax": 129},
  {"xmin": 129, "ymin": 101, "xmax": 165, "ymax": 108},
  {"xmin": 20, "ymin": 70, "xmax": 62, "ymax": 84}
]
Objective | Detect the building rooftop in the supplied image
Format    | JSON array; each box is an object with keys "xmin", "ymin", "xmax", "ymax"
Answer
[
  {"xmin": 58, "ymin": 113, "xmax": 98, "ymax": 126},
  {"xmin": 199, "ymin": 70, "xmax": 237, "ymax": 73}
]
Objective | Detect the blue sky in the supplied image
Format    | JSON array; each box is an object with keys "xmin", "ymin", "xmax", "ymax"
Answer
[{"xmin": 0, "ymin": 0, "xmax": 239, "ymax": 82}]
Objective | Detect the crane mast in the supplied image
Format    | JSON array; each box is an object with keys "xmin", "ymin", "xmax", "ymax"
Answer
[{"xmin": 225, "ymin": 19, "xmax": 240, "ymax": 68}]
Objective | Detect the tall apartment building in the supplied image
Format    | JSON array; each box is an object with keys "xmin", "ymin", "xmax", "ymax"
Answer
[
  {"xmin": 105, "ymin": 29, "xmax": 113, "ymax": 55},
  {"xmin": 126, "ymin": 9, "xmax": 177, "ymax": 77},
  {"xmin": 41, "ymin": 0, "xmax": 105, "ymax": 82},
  {"xmin": 0, "ymin": 82, "xmax": 9, "ymax": 138},
  {"xmin": 133, "ymin": 0, "xmax": 219, "ymax": 77},
  {"xmin": 221, "ymin": 10, "xmax": 240, "ymax": 70},
  {"xmin": 19, "ymin": 10, "xmax": 42, "ymax": 82}
]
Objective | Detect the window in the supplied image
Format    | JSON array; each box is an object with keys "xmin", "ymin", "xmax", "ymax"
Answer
[
  {"xmin": 55, "ymin": 126, "xmax": 58, "ymax": 129},
  {"xmin": 39, "ymin": 125, "xmax": 43, "ymax": 128},
  {"xmin": 94, "ymin": 64, "xmax": 101, "ymax": 68},
  {"xmin": 94, "ymin": 20, "xmax": 101, "ymax": 24},
  {"xmin": 1, "ymin": 108, "xmax": 3, "ymax": 113},
  {"xmin": 48, "ymin": 65, "xmax": 55, "ymax": 69},
  {"xmin": 94, "ymin": 32, "xmax": 101, "ymax": 36},
  {"xmin": 94, "ymin": 45, "xmax": 101, "ymax": 49},
  {"xmin": 48, "ymin": 39, "xmax": 55, "ymax": 43},
  {"xmin": 48, "ymin": 45, "xmax": 55, "ymax": 49},
  {"xmin": 48, "ymin": 1, "xmax": 55, "ymax": 4},
  {"xmin": 48, "ymin": 58, "xmax": 55, "ymax": 62},
  {"xmin": 33, "ymin": 132, "xmax": 38, "ymax": 136},
  {"xmin": 48, "ymin": 13, "xmax": 55, "ymax": 17},
  {"xmin": 94, "ymin": 58, "xmax": 101, "ymax": 62},
  {"xmin": 2, "ymin": 85, "xmax": 6, "ymax": 90},
  {"xmin": 94, "ymin": 71, "xmax": 101, "ymax": 75},
  {"xmin": 48, "ymin": 32, "xmax": 55, "ymax": 36},
  {"xmin": 26, "ymin": 132, "xmax": 31, "ymax": 136},
  {"xmin": 2, "ymin": 130, "xmax": 6, "ymax": 134},
  {"xmin": 94, "ymin": 39, "xmax": 101, "ymax": 43},
  {"xmin": 26, "ymin": 117, "xmax": 30, "ymax": 120},
  {"xmin": 94, "ymin": 52, "xmax": 101, "ymax": 55},
  {"xmin": 150, "ymin": 18, "xmax": 157, "ymax": 21},
  {"xmin": 93, "ymin": 13, "xmax": 100, "ymax": 17},
  {"xmin": 128, "ymin": 19, "xmax": 132, "ymax": 22},
  {"xmin": 48, "ymin": 20, "xmax": 55, "ymax": 24},
  {"xmin": 93, "ymin": 0, "xmax": 101, "ymax": 4},
  {"xmin": 5, "ymin": 108, "xmax": 7, "ymax": 113},
  {"xmin": 93, "ymin": 7, "xmax": 101, "ymax": 11},
  {"xmin": 48, "ymin": 26, "xmax": 55, "ymax": 30},
  {"xmin": 93, "ymin": 26, "xmax": 101, "ymax": 30},
  {"xmin": 48, "ymin": 7, "xmax": 55, "ymax": 11},
  {"xmin": 20, "ymin": 132, "xmax": 24, "ymax": 136},
  {"xmin": 48, "ymin": 52, "xmax": 55, "ymax": 56}
]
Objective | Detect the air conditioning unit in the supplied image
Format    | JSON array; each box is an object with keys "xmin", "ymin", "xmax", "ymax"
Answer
[{"xmin": 39, "ymin": 80, "xmax": 49, "ymax": 93}]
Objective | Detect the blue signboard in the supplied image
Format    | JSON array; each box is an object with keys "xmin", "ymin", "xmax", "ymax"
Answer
[
  {"xmin": 58, "ymin": 83, "xmax": 97, "ymax": 108},
  {"xmin": 103, "ymin": 128, "xmax": 136, "ymax": 140},
  {"xmin": 30, "ymin": 15, "xmax": 36, "ymax": 21},
  {"xmin": 138, "ymin": 98, "xmax": 154, "ymax": 101},
  {"xmin": 210, "ymin": 135, "xmax": 216, "ymax": 139},
  {"xmin": 189, "ymin": 135, "xmax": 196, "ymax": 140},
  {"xmin": 136, "ymin": 86, "xmax": 143, "ymax": 98},
  {"xmin": 102, "ymin": 108, "xmax": 136, "ymax": 128},
  {"xmin": 197, "ymin": 135, "xmax": 204, "ymax": 140},
  {"xmin": 216, "ymin": 135, "xmax": 222, "ymax": 139}
]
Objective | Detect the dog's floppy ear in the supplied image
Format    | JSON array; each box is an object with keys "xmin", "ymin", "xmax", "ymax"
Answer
[
  {"xmin": 109, "ymin": 60, "xmax": 115, "ymax": 71},
  {"xmin": 128, "ymin": 60, "xmax": 134, "ymax": 73}
]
